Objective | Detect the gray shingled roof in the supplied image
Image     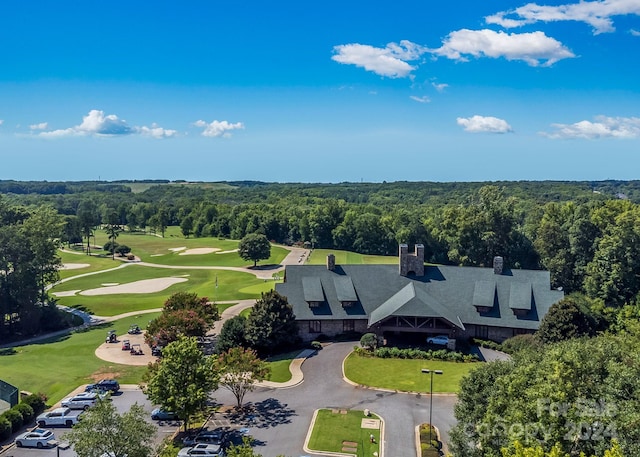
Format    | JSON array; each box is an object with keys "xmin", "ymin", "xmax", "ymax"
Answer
[{"xmin": 276, "ymin": 262, "xmax": 563, "ymax": 331}]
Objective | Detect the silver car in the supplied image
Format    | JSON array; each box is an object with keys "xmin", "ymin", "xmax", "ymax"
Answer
[{"xmin": 15, "ymin": 428, "xmax": 56, "ymax": 448}]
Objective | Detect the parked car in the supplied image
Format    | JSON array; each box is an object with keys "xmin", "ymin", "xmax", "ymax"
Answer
[
  {"xmin": 84, "ymin": 385, "xmax": 111, "ymax": 400},
  {"xmin": 426, "ymin": 335, "xmax": 450, "ymax": 346},
  {"xmin": 151, "ymin": 408, "xmax": 179, "ymax": 420},
  {"xmin": 183, "ymin": 430, "xmax": 226, "ymax": 447},
  {"xmin": 15, "ymin": 429, "xmax": 57, "ymax": 448},
  {"xmin": 36, "ymin": 407, "xmax": 82, "ymax": 427},
  {"xmin": 86, "ymin": 379, "xmax": 120, "ymax": 393},
  {"xmin": 61, "ymin": 392, "xmax": 98, "ymax": 410},
  {"xmin": 177, "ymin": 443, "xmax": 224, "ymax": 457}
]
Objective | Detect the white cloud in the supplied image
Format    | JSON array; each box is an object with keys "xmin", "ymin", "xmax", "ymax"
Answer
[
  {"xmin": 194, "ymin": 120, "xmax": 244, "ymax": 138},
  {"xmin": 29, "ymin": 122, "xmax": 49, "ymax": 131},
  {"xmin": 410, "ymin": 95, "xmax": 431, "ymax": 103},
  {"xmin": 541, "ymin": 115, "xmax": 640, "ymax": 139},
  {"xmin": 432, "ymin": 82, "xmax": 449, "ymax": 92},
  {"xmin": 433, "ymin": 29, "xmax": 575, "ymax": 66},
  {"xmin": 39, "ymin": 110, "xmax": 175, "ymax": 139},
  {"xmin": 631, "ymin": 28, "xmax": 640, "ymax": 36},
  {"xmin": 332, "ymin": 40, "xmax": 426, "ymax": 78},
  {"xmin": 137, "ymin": 124, "xmax": 177, "ymax": 139},
  {"xmin": 0, "ymin": 119, "xmax": 3, "ymax": 126},
  {"xmin": 486, "ymin": 0, "xmax": 640, "ymax": 35},
  {"xmin": 457, "ymin": 115, "xmax": 513, "ymax": 133}
]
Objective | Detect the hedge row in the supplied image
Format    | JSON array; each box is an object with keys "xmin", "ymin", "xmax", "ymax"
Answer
[
  {"xmin": 353, "ymin": 346, "xmax": 479, "ymax": 362},
  {"xmin": 0, "ymin": 393, "xmax": 47, "ymax": 441}
]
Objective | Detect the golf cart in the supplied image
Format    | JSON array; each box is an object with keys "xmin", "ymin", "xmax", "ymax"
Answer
[
  {"xmin": 128, "ymin": 324, "xmax": 142, "ymax": 335},
  {"xmin": 130, "ymin": 344, "xmax": 144, "ymax": 355},
  {"xmin": 105, "ymin": 330, "xmax": 117, "ymax": 343},
  {"xmin": 121, "ymin": 339, "xmax": 131, "ymax": 351}
]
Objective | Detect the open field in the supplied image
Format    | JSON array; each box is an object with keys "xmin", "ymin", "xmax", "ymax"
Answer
[{"xmin": 343, "ymin": 352, "xmax": 478, "ymax": 393}]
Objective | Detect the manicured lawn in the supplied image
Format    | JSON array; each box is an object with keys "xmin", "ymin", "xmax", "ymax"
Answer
[
  {"xmin": 307, "ymin": 249, "xmax": 396, "ymax": 265},
  {"xmin": 57, "ymin": 249, "xmax": 125, "ymax": 280},
  {"xmin": 343, "ymin": 352, "xmax": 478, "ymax": 393},
  {"xmin": 91, "ymin": 230, "xmax": 289, "ymax": 267},
  {"xmin": 50, "ymin": 266, "xmax": 272, "ymax": 316},
  {"xmin": 307, "ymin": 409, "xmax": 381, "ymax": 457},
  {"xmin": 0, "ymin": 314, "xmax": 159, "ymax": 405},
  {"xmin": 266, "ymin": 350, "xmax": 301, "ymax": 383}
]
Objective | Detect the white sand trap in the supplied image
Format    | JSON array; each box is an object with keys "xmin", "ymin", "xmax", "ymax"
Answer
[
  {"xmin": 52, "ymin": 290, "xmax": 81, "ymax": 297},
  {"xmin": 59, "ymin": 263, "xmax": 90, "ymax": 270},
  {"xmin": 80, "ymin": 277, "xmax": 188, "ymax": 296},
  {"xmin": 169, "ymin": 247, "xmax": 187, "ymax": 252},
  {"xmin": 179, "ymin": 248, "xmax": 220, "ymax": 255},
  {"xmin": 150, "ymin": 254, "xmax": 165, "ymax": 257},
  {"xmin": 216, "ymin": 249, "xmax": 239, "ymax": 254},
  {"xmin": 101, "ymin": 283, "xmax": 120, "ymax": 286}
]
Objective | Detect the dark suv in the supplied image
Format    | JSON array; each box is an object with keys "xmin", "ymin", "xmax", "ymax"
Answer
[{"xmin": 86, "ymin": 379, "xmax": 120, "ymax": 393}]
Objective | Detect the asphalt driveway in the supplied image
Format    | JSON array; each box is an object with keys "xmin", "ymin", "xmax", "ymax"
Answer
[{"xmin": 211, "ymin": 341, "xmax": 457, "ymax": 457}]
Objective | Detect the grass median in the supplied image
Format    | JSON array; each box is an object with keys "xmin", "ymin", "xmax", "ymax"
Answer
[{"xmin": 343, "ymin": 351, "xmax": 478, "ymax": 393}]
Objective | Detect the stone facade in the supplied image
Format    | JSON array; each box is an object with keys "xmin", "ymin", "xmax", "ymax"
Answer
[{"xmin": 298, "ymin": 318, "xmax": 369, "ymax": 342}]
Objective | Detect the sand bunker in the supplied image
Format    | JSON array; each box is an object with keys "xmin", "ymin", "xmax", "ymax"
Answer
[
  {"xmin": 59, "ymin": 263, "xmax": 90, "ymax": 270},
  {"xmin": 169, "ymin": 247, "xmax": 186, "ymax": 252},
  {"xmin": 52, "ymin": 290, "xmax": 81, "ymax": 297},
  {"xmin": 216, "ymin": 249, "xmax": 238, "ymax": 254},
  {"xmin": 80, "ymin": 277, "xmax": 188, "ymax": 296},
  {"xmin": 179, "ymin": 248, "xmax": 220, "ymax": 255},
  {"xmin": 101, "ymin": 283, "xmax": 120, "ymax": 286}
]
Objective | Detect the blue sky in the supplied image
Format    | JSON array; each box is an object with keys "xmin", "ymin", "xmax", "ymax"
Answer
[{"xmin": 1, "ymin": 0, "xmax": 639, "ymax": 183}]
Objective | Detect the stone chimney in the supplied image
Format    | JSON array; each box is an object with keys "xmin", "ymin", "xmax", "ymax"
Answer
[
  {"xmin": 399, "ymin": 244, "xmax": 425, "ymax": 277},
  {"xmin": 493, "ymin": 256, "xmax": 504, "ymax": 275},
  {"xmin": 327, "ymin": 253, "xmax": 335, "ymax": 271}
]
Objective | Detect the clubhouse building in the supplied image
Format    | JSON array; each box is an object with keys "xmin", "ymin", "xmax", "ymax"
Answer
[{"xmin": 275, "ymin": 245, "xmax": 564, "ymax": 344}]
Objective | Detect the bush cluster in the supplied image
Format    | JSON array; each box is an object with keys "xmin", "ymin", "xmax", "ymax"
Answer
[
  {"xmin": 353, "ymin": 346, "xmax": 478, "ymax": 362},
  {"xmin": 0, "ymin": 392, "xmax": 47, "ymax": 440},
  {"xmin": 471, "ymin": 338, "xmax": 502, "ymax": 351}
]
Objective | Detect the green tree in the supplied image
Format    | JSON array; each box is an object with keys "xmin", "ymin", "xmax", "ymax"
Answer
[
  {"xmin": 180, "ymin": 215, "xmax": 194, "ymax": 238},
  {"xmin": 245, "ymin": 291, "xmax": 298, "ymax": 355},
  {"xmin": 65, "ymin": 401, "xmax": 156, "ymax": 457},
  {"xmin": 238, "ymin": 233, "xmax": 271, "ymax": 267},
  {"xmin": 536, "ymin": 295, "xmax": 605, "ymax": 344},
  {"xmin": 216, "ymin": 315, "xmax": 248, "ymax": 354},
  {"xmin": 144, "ymin": 336, "xmax": 218, "ymax": 432},
  {"xmin": 104, "ymin": 211, "xmax": 122, "ymax": 260},
  {"xmin": 216, "ymin": 347, "xmax": 270, "ymax": 407},
  {"xmin": 77, "ymin": 200, "xmax": 100, "ymax": 255}
]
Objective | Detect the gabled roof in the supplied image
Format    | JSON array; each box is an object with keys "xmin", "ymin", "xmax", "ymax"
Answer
[{"xmin": 276, "ymin": 263, "xmax": 563, "ymax": 330}]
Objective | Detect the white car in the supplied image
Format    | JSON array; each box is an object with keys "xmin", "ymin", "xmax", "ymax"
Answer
[
  {"xmin": 15, "ymin": 428, "xmax": 57, "ymax": 448},
  {"xmin": 61, "ymin": 392, "xmax": 98, "ymax": 410},
  {"xmin": 426, "ymin": 335, "xmax": 450, "ymax": 346},
  {"xmin": 178, "ymin": 443, "xmax": 225, "ymax": 457}
]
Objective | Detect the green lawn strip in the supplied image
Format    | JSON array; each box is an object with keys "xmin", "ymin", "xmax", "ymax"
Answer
[
  {"xmin": 307, "ymin": 249, "xmax": 396, "ymax": 265},
  {"xmin": 0, "ymin": 313, "xmax": 159, "ymax": 405},
  {"xmin": 307, "ymin": 409, "xmax": 380, "ymax": 456},
  {"xmin": 50, "ymin": 266, "xmax": 266, "ymax": 316},
  {"xmin": 265, "ymin": 350, "xmax": 301, "ymax": 383},
  {"xmin": 343, "ymin": 352, "xmax": 477, "ymax": 393}
]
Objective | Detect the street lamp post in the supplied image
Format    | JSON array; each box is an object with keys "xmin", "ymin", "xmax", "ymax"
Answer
[{"xmin": 422, "ymin": 368, "xmax": 443, "ymax": 449}]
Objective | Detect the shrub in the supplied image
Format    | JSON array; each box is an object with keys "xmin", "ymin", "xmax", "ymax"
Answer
[
  {"xmin": 360, "ymin": 333, "xmax": 378, "ymax": 351},
  {"xmin": 501, "ymin": 334, "xmax": 540, "ymax": 354},
  {"xmin": 14, "ymin": 403, "xmax": 34, "ymax": 425},
  {"xmin": 309, "ymin": 341, "xmax": 322, "ymax": 350},
  {"xmin": 2, "ymin": 408, "xmax": 23, "ymax": 433},
  {"xmin": 471, "ymin": 338, "xmax": 502, "ymax": 351},
  {"xmin": 0, "ymin": 416, "xmax": 11, "ymax": 441},
  {"xmin": 360, "ymin": 346, "xmax": 479, "ymax": 362},
  {"xmin": 21, "ymin": 392, "xmax": 47, "ymax": 415}
]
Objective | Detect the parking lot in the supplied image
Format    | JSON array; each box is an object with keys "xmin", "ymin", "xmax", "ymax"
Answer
[{"xmin": 2, "ymin": 386, "xmax": 177, "ymax": 457}]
